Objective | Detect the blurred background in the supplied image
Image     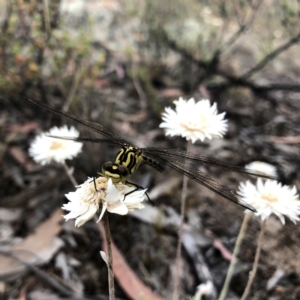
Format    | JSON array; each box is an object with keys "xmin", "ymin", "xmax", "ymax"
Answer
[{"xmin": 1, "ymin": 0, "xmax": 300, "ymax": 299}]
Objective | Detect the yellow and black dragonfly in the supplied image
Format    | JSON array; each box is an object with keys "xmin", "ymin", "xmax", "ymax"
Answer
[{"xmin": 27, "ymin": 99, "xmax": 276, "ymax": 211}]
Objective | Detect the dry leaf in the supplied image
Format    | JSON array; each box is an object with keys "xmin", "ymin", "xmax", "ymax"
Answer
[
  {"xmin": 0, "ymin": 209, "xmax": 63, "ymax": 281},
  {"xmin": 158, "ymin": 88, "xmax": 182, "ymax": 98},
  {"xmin": 8, "ymin": 122, "xmax": 39, "ymax": 133},
  {"xmin": 9, "ymin": 146, "xmax": 28, "ymax": 166},
  {"xmin": 268, "ymin": 135, "xmax": 300, "ymax": 144},
  {"xmin": 99, "ymin": 222, "xmax": 166, "ymax": 300},
  {"xmin": 8, "ymin": 146, "xmax": 35, "ymax": 171}
]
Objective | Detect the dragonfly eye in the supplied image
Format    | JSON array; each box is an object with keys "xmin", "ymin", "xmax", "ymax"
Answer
[
  {"xmin": 102, "ymin": 162, "xmax": 129, "ymax": 181},
  {"xmin": 118, "ymin": 165, "xmax": 130, "ymax": 177},
  {"xmin": 102, "ymin": 161, "xmax": 113, "ymax": 172}
]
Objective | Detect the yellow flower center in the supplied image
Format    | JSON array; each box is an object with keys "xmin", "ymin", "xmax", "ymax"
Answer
[
  {"xmin": 90, "ymin": 177, "xmax": 108, "ymax": 195},
  {"xmin": 199, "ymin": 115, "xmax": 208, "ymax": 128},
  {"xmin": 261, "ymin": 193, "xmax": 278, "ymax": 202},
  {"xmin": 182, "ymin": 114, "xmax": 208, "ymax": 131},
  {"xmin": 50, "ymin": 140, "xmax": 64, "ymax": 150}
]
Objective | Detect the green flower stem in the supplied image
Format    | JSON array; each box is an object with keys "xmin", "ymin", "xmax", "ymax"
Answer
[
  {"xmin": 62, "ymin": 161, "xmax": 78, "ymax": 186},
  {"xmin": 172, "ymin": 140, "xmax": 192, "ymax": 300},
  {"xmin": 103, "ymin": 211, "xmax": 115, "ymax": 300},
  {"xmin": 241, "ymin": 219, "xmax": 266, "ymax": 300},
  {"xmin": 218, "ymin": 213, "xmax": 251, "ymax": 300}
]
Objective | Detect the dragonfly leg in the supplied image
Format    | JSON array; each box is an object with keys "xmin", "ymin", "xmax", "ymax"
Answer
[
  {"xmin": 125, "ymin": 181, "xmax": 153, "ymax": 206},
  {"xmin": 90, "ymin": 170, "xmax": 103, "ymax": 192}
]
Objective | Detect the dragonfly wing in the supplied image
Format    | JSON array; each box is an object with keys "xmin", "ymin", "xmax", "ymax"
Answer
[
  {"xmin": 47, "ymin": 135, "xmax": 123, "ymax": 147},
  {"xmin": 143, "ymin": 150, "xmax": 256, "ymax": 211},
  {"xmin": 27, "ymin": 99, "xmax": 128, "ymax": 146},
  {"xmin": 143, "ymin": 148, "xmax": 277, "ymax": 180}
]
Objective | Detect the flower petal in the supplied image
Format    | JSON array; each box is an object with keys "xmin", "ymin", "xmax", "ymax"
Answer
[
  {"xmin": 29, "ymin": 125, "xmax": 83, "ymax": 165},
  {"xmin": 159, "ymin": 98, "xmax": 227, "ymax": 143},
  {"xmin": 238, "ymin": 179, "xmax": 300, "ymax": 224}
]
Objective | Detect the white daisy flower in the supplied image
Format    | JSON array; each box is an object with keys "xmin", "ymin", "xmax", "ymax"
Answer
[
  {"xmin": 100, "ymin": 251, "xmax": 108, "ymax": 264},
  {"xmin": 159, "ymin": 97, "xmax": 228, "ymax": 143},
  {"xmin": 237, "ymin": 179, "xmax": 300, "ymax": 224},
  {"xmin": 194, "ymin": 281, "xmax": 216, "ymax": 300},
  {"xmin": 63, "ymin": 177, "xmax": 146, "ymax": 227},
  {"xmin": 29, "ymin": 125, "xmax": 83, "ymax": 165},
  {"xmin": 245, "ymin": 161, "xmax": 277, "ymax": 178}
]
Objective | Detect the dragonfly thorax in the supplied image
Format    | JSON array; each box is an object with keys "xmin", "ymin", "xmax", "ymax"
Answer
[
  {"xmin": 102, "ymin": 145, "xmax": 144, "ymax": 183},
  {"xmin": 115, "ymin": 145, "xmax": 143, "ymax": 174}
]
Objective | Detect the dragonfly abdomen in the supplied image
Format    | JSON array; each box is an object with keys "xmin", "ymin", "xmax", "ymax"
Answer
[{"xmin": 142, "ymin": 155, "xmax": 165, "ymax": 172}]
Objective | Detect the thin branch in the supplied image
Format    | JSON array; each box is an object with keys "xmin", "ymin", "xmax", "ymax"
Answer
[
  {"xmin": 162, "ymin": 31, "xmax": 210, "ymax": 72},
  {"xmin": 217, "ymin": 0, "xmax": 263, "ymax": 56},
  {"xmin": 0, "ymin": 250, "xmax": 87, "ymax": 300},
  {"xmin": 218, "ymin": 24, "xmax": 247, "ymax": 53},
  {"xmin": 207, "ymin": 80, "xmax": 300, "ymax": 92},
  {"xmin": 43, "ymin": 0, "xmax": 51, "ymax": 33},
  {"xmin": 163, "ymin": 29, "xmax": 300, "ymax": 98},
  {"xmin": 63, "ymin": 58, "xmax": 86, "ymax": 112},
  {"xmin": 231, "ymin": 0, "xmax": 244, "ymax": 26},
  {"xmin": 0, "ymin": 0, "xmax": 12, "ymax": 71},
  {"xmin": 131, "ymin": 60, "xmax": 148, "ymax": 109},
  {"xmin": 241, "ymin": 32, "xmax": 300, "ymax": 79}
]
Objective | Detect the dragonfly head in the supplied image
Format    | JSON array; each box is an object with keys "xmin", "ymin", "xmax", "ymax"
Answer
[{"xmin": 102, "ymin": 161, "xmax": 130, "ymax": 183}]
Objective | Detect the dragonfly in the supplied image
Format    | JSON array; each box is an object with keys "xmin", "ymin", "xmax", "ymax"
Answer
[{"xmin": 27, "ymin": 98, "xmax": 276, "ymax": 211}]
